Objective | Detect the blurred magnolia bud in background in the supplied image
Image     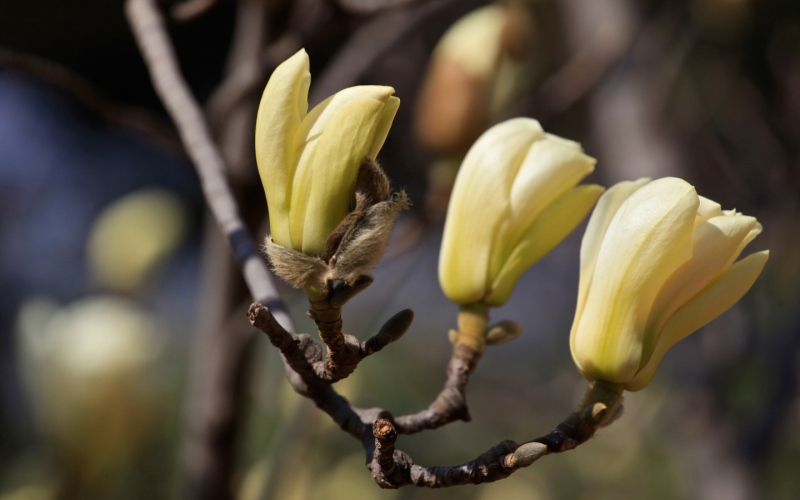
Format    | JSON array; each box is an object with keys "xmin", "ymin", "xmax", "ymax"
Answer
[
  {"xmin": 415, "ymin": 3, "xmax": 536, "ymax": 156},
  {"xmin": 16, "ymin": 296, "xmax": 164, "ymax": 491},
  {"xmin": 439, "ymin": 118, "xmax": 603, "ymax": 307},
  {"xmin": 255, "ymin": 49, "xmax": 400, "ymax": 257},
  {"xmin": 87, "ymin": 189, "xmax": 187, "ymax": 292},
  {"xmin": 570, "ymin": 177, "xmax": 768, "ymax": 391}
]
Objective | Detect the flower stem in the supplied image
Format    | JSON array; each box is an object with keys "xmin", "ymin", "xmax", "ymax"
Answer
[{"xmin": 456, "ymin": 304, "xmax": 490, "ymax": 352}]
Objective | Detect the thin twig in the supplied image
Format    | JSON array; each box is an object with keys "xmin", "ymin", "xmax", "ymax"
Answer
[
  {"xmin": 205, "ymin": 0, "xmax": 270, "ymax": 183},
  {"xmin": 125, "ymin": 0, "xmax": 285, "ymax": 317},
  {"xmin": 334, "ymin": 0, "xmax": 426, "ymax": 15},
  {"xmin": 170, "ymin": 0, "xmax": 221, "ymax": 22},
  {"xmin": 248, "ymin": 301, "xmax": 625, "ymax": 489},
  {"xmin": 125, "ymin": 2, "xmax": 295, "ymax": 498},
  {"xmin": 0, "ymin": 48, "xmax": 182, "ymax": 152},
  {"xmin": 304, "ymin": 277, "xmax": 413, "ymax": 382},
  {"xmin": 368, "ymin": 382, "xmax": 623, "ymax": 488}
]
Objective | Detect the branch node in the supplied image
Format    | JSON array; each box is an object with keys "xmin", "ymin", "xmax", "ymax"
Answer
[{"xmin": 330, "ymin": 275, "xmax": 374, "ymax": 308}]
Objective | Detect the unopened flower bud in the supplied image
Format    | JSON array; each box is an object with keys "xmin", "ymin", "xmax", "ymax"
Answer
[
  {"xmin": 570, "ymin": 177, "xmax": 768, "ymax": 391},
  {"xmin": 439, "ymin": 118, "xmax": 603, "ymax": 307}
]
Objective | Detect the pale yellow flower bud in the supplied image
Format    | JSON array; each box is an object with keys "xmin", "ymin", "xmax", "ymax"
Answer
[
  {"xmin": 570, "ymin": 177, "xmax": 769, "ymax": 391},
  {"xmin": 87, "ymin": 189, "xmax": 187, "ymax": 292},
  {"xmin": 16, "ymin": 297, "xmax": 163, "ymax": 489},
  {"xmin": 255, "ymin": 49, "xmax": 399, "ymax": 256},
  {"xmin": 439, "ymin": 118, "xmax": 604, "ymax": 307},
  {"xmin": 415, "ymin": 4, "xmax": 536, "ymax": 155}
]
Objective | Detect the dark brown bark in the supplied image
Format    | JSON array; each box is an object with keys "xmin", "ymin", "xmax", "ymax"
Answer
[{"xmin": 248, "ymin": 302, "xmax": 624, "ymax": 489}]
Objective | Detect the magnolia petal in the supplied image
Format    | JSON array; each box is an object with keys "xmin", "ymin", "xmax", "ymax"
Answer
[
  {"xmin": 731, "ymin": 220, "xmax": 762, "ymax": 263},
  {"xmin": 255, "ymin": 49, "xmax": 310, "ymax": 247},
  {"xmin": 695, "ymin": 195, "xmax": 722, "ymax": 226},
  {"xmin": 287, "ymin": 139, "xmax": 317, "ymax": 249},
  {"xmin": 571, "ymin": 178, "xmax": 698, "ymax": 383},
  {"xmin": 489, "ymin": 134, "xmax": 596, "ymax": 279},
  {"xmin": 300, "ymin": 98, "xmax": 386, "ymax": 256},
  {"xmin": 641, "ymin": 213, "xmax": 759, "ymax": 366},
  {"xmin": 288, "ymin": 86, "xmax": 394, "ymax": 248},
  {"xmin": 294, "ymin": 86, "xmax": 395, "ymax": 152},
  {"xmin": 625, "ymin": 250, "xmax": 769, "ymax": 391},
  {"xmin": 366, "ymin": 96, "xmax": 400, "ymax": 160},
  {"xmin": 569, "ymin": 178, "xmax": 650, "ymax": 356},
  {"xmin": 485, "ymin": 184, "xmax": 604, "ymax": 306},
  {"xmin": 438, "ymin": 118, "xmax": 543, "ymax": 305}
]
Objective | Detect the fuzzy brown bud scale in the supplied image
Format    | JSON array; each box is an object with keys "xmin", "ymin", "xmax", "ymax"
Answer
[{"xmin": 265, "ymin": 159, "xmax": 409, "ymax": 289}]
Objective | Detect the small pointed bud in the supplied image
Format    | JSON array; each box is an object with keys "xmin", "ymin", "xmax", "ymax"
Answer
[
  {"xmin": 448, "ymin": 329, "xmax": 458, "ymax": 344},
  {"xmin": 508, "ymin": 442, "xmax": 548, "ymax": 468},
  {"xmin": 362, "ymin": 309, "xmax": 414, "ymax": 356},
  {"xmin": 484, "ymin": 321, "xmax": 522, "ymax": 346}
]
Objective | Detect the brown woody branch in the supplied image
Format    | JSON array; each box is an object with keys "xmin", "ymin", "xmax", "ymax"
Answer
[
  {"xmin": 304, "ymin": 277, "xmax": 413, "ymax": 382},
  {"xmin": 368, "ymin": 381, "xmax": 623, "ymax": 488},
  {"xmin": 169, "ymin": 0, "xmax": 220, "ymax": 22},
  {"xmin": 249, "ymin": 300, "xmax": 625, "ymax": 489},
  {"xmin": 393, "ymin": 342, "xmax": 479, "ymax": 433}
]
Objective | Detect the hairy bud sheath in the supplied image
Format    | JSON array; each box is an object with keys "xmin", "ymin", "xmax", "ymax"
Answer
[
  {"xmin": 570, "ymin": 177, "xmax": 768, "ymax": 391},
  {"xmin": 439, "ymin": 118, "xmax": 603, "ymax": 307}
]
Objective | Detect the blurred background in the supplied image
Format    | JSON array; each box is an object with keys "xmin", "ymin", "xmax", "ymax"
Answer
[{"xmin": 1, "ymin": 0, "xmax": 799, "ymax": 499}]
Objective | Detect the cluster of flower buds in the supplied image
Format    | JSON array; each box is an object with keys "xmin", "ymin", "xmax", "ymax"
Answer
[{"xmin": 257, "ymin": 49, "xmax": 767, "ymax": 392}]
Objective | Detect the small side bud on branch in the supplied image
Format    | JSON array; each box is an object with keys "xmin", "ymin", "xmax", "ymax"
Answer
[
  {"xmin": 505, "ymin": 442, "xmax": 548, "ymax": 469},
  {"xmin": 362, "ymin": 309, "xmax": 414, "ymax": 357},
  {"xmin": 447, "ymin": 329, "xmax": 458, "ymax": 344},
  {"xmin": 484, "ymin": 320, "xmax": 522, "ymax": 345}
]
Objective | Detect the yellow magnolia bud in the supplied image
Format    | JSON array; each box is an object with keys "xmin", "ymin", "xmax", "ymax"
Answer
[
  {"xmin": 570, "ymin": 177, "xmax": 769, "ymax": 391},
  {"xmin": 415, "ymin": 4, "xmax": 536, "ymax": 154},
  {"xmin": 439, "ymin": 118, "xmax": 604, "ymax": 307},
  {"xmin": 16, "ymin": 296, "xmax": 163, "ymax": 490},
  {"xmin": 255, "ymin": 49, "xmax": 400, "ymax": 256},
  {"xmin": 87, "ymin": 189, "xmax": 187, "ymax": 292}
]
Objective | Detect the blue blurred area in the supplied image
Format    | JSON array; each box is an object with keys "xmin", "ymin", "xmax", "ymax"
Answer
[{"xmin": 0, "ymin": 72, "xmax": 203, "ymax": 455}]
